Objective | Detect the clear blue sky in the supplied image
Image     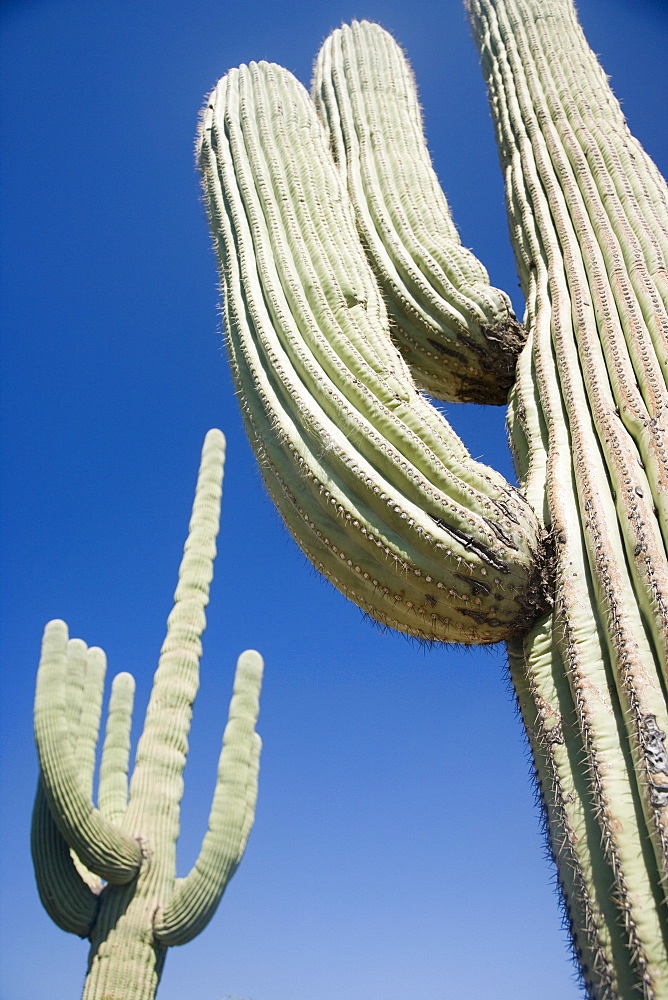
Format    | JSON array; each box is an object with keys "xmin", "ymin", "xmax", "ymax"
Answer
[{"xmin": 1, "ymin": 1, "xmax": 666, "ymax": 998}]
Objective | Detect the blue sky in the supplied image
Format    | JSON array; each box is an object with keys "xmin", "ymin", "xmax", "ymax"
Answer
[{"xmin": 1, "ymin": 1, "xmax": 666, "ymax": 998}]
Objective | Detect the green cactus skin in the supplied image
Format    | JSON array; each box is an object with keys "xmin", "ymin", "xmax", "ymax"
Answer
[
  {"xmin": 198, "ymin": 4, "xmax": 668, "ymax": 996},
  {"xmin": 312, "ymin": 20, "xmax": 526, "ymax": 405},
  {"xmin": 31, "ymin": 430, "xmax": 263, "ymax": 1000},
  {"xmin": 198, "ymin": 61, "xmax": 546, "ymax": 645}
]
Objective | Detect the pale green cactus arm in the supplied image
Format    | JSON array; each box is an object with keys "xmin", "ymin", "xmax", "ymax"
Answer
[
  {"xmin": 98, "ymin": 671, "xmax": 135, "ymax": 823},
  {"xmin": 34, "ymin": 620, "xmax": 142, "ymax": 884},
  {"xmin": 122, "ymin": 427, "xmax": 226, "ymax": 844},
  {"xmin": 199, "ymin": 3, "xmax": 668, "ymax": 995},
  {"xmin": 30, "ymin": 780, "xmax": 100, "ymax": 936},
  {"xmin": 313, "ymin": 20, "xmax": 525, "ymax": 405},
  {"xmin": 31, "ymin": 642, "xmax": 108, "ymax": 929},
  {"xmin": 198, "ymin": 61, "xmax": 546, "ymax": 646},
  {"xmin": 154, "ymin": 650, "xmax": 263, "ymax": 946},
  {"xmin": 32, "ymin": 430, "xmax": 263, "ymax": 1000},
  {"xmin": 67, "ymin": 643, "xmax": 108, "ymax": 892},
  {"xmin": 73, "ymin": 645, "xmax": 107, "ymax": 798}
]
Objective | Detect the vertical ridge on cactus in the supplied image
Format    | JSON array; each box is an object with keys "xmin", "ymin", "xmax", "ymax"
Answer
[
  {"xmin": 32, "ymin": 430, "xmax": 263, "ymax": 1000},
  {"xmin": 198, "ymin": 2, "xmax": 668, "ymax": 996},
  {"xmin": 506, "ymin": 632, "xmax": 637, "ymax": 997}
]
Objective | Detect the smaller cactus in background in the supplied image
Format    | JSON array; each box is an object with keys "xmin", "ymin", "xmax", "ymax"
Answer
[{"xmin": 31, "ymin": 429, "xmax": 263, "ymax": 1000}]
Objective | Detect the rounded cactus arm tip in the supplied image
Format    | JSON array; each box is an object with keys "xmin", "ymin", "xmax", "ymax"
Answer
[
  {"xmin": 73, "ymin": 645, "xmax": 107, "ymax": 800},
  {"xmin": 99, "ymin": 671, "xmax": 135, "ymax": 823}
]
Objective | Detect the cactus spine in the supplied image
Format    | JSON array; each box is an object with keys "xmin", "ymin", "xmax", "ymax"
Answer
[
  {"xmin": 32, "ymin": 429, "xmax": 263, "ymax": 1000},
  {"xmin": 198, "ymin": 2, "xmax": 668, "ymax": 996}
]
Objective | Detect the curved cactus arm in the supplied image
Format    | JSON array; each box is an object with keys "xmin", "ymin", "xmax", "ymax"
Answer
[
  {"xmin": 98, "ymin": 671, "xmax": 135, "ymax": 824},
  {"xmin": 312, "ymin": 20, "xmax": 524, "ymax": 404},
  {"xmin": 34, "ymin": 619, "xmax": 142, "ymax": 884},
  {"xmin": 30, "ymin": 778, "xmax": 100, "ymax": 937},
  {"xmin": 124, "ymin": 429, "xmax": 225, "ymax": 856},
  {"xmin": 198, "ymin": 60, "xmax": 546, "ymax": 645},
  {"xmin": 58, "ymin": 638, "xmax": 109, "ymax": 892},
  {"xmin": 154, "ymin": 649, "xmax": 263, "ymax": 946},
  {"xmin": 66, "ymin": 644, "xmax": 109, "ymax": 891}
]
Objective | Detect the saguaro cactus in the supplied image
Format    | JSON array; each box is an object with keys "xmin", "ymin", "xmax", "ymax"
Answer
[
  {"xmin": 198, "ymin": 2, "xmax": 668, "ymax": 997},
  {"xmin": 32, "ymin": 429, "xmax": 263, "ymax": 1000}
]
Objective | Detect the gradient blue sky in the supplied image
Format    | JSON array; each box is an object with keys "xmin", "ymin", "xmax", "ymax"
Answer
[{"xmin": 1, "ymin": 1, "xmax": 666, "ymax": 998}]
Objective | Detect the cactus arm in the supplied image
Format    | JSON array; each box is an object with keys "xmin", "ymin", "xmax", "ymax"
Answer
[
  {"xmin": 34, "ymin": 619, "xmax": 142, "ymax": 884},
  {"xmin": 30, "ymin": 778, "xmax": 100, "ymax": 937},
  {"xmin": 60, "ymin": 639, "xmax": 108, "ymax": 892},
  {"xmin": 312, "ymin": 21, "xmax": 525, "ymax": 405},
  {"xmin": 198, "ymin": 61, "xmax": 546, "ymax": 644},
  {"xmin": 154, "ymin": 649, "xmax": 263, "ymax": 946},
  {"xmin": 73, "ymin": 645, "xmax": 107, "ymax": 799},
  {"xmin": 98, "ymin": 672, "xmax": 135, "ymax": 823},
  {"xmin": 124, "ymin": 428, "xmax": 225, "ymax": 859}
]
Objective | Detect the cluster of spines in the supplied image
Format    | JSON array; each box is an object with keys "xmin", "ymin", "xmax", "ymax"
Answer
[
  {"xmin": 32, "ymin": 430, "xmax": 263, "ymax": 1000},
  {"xmin": 469, "ymin": 0, "xmax": 668, "ymax": 994},
  {"xmin": 198, "ymin": 60, "xmax": 544, "ymax": 645}
]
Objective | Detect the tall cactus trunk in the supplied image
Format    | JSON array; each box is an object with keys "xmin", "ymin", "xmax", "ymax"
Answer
[
  {"xmin": 83, "ymin": 878, "xmax": 167, "ymax": 1000},
  {"xmin": 469, "ymin": 1, "xmax": 668, "ymax": 994},
  {"xmin": 198, "ymin": 1, "xmax": 668, "ymax": 995}
]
